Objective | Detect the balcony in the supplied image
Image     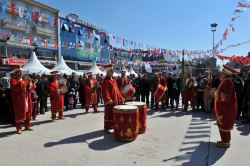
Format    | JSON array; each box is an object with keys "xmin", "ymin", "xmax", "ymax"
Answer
[
  {"xmin": 0, "ymin": 20, "xmax": 30, "ymax": 32},
  {"xmin": 34, "ymin": 26, "xmax": 55, "ymax": 38}
]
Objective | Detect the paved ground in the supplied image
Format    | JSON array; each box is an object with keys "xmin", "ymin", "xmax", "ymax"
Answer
[{"xmin": 0, "ymin": 105, "xmax": 250, "ymax": 166}]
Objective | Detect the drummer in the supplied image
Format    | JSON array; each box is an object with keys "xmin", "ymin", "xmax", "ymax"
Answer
[
  {"xmin": 84, "ymin": 72, "xmax": 99, "ymax": 113},
  {"xmin": 102, "ymin": 64, "xmax": 125, "ymax": 134},
  {"xmin": 48, "ymin": 71, "xmax": 65, "ymax": 121},
  {"xmin": 117, "ymin": 65, "xmax": 131, "ymax": 92}
]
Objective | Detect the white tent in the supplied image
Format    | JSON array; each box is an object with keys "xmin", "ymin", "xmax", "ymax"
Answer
[
  {"xmin": 87, "ymin": 61, "xmax": 105, "ymax": 75},
  {"xmin": 23, "ymin": 52, "xmax": 51, "ymax": 75},
  {"xmin": 52, "ymin": 56, "xmax": 82, "ymax": 75},
  {"xmin": 128, "ymin": 66, "xmax": 138, "ymax": 77},
  {"xmin": 120, "ymin": 65, "xmax": 130, "ymax": 76}
]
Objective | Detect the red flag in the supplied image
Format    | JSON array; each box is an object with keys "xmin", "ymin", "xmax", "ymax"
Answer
[
  {"xmin": 54, "ymin": 40, "xmax": 58, "ymax": 48},
  {"xmin": 238, "ymin": 2, "xmax": 247, "ymax": 7},
  {"xmin": 122, "ymin": 39, "xmax": 125, "ymax": 46},
  {"xmin": 34, "ymin": 12, "xmax": 40, "ymax": 24},
  {"xmin": 100, "ymin": 33, "xmax": 105, "ymax": 39},
  {"xmin": 223, "ymin": 29, "xmax": 229, "ymax": 40},
  {"xmin": 29, "ymin": 35, "xmax": 33, "ymax": 43},
  {"xmin": 11, "ymin": 2, "xmax": 16, "ymax": 16},
  {"xmin": 54, "ymin": 16, "xmax": 58, "ymax": 27},
  {"xmin": 87, "ymin": 43, "xmax": 91, "ymax": 49},
  {"xmin": 65, "ymin": 42, "xmax": 69, "ymax": 50}
]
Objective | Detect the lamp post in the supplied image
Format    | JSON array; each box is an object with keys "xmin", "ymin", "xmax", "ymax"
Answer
[
  {"xmin": 210, "ymin": 23, "xmax": 218, "ymax": 69},
  {"xmin": 210, "ymin": 23, "xmax": 218, "ymax": 53}
]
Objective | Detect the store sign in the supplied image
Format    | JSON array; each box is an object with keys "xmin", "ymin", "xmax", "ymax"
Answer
[
  {"xmin": 40, "ymin": 60, "xmax": 56, "ymax": 66},
  {"xmin": 0, "ymin": 65, "xmax": 20, "ymax": 71},
  {"xmin": 2, "ymin": 58, "xmax": 28, "ymax": 66}
]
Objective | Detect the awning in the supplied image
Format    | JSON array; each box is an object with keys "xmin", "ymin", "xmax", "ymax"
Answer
[{"xmin": 62, "ymin": 23, "xmax": 69, "ymax": 31}]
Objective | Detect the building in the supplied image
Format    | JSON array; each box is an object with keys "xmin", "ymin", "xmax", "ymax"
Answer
[
  {"xmin": 59, "ymin": 13, "xmax": 110, "ymax": 70},
  {"xmin": 109, "ymin": 47, "xmax": 143, "ymax": 72},
  {"xmin": 0, "ymin": 0, "xmax": 59, "ymax": 73}
]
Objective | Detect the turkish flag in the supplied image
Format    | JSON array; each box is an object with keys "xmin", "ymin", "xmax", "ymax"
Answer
[{"xmin": 11, "ymin": 2, "xmax": 16, "ymax": 16}]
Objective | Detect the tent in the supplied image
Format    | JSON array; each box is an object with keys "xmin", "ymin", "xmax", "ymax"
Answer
[
  {"xmin": 87, "ymin": 61, "xmax": 105, "ymax": 75},
  {"xmin": 128, "ymin": 66, "xmax": 138, "ymax": 77},
  {"xmin": 52, "ymin": 56, "xmax": 82, "ymax": 75},
  {"xmin": 120, "ymin": 65, "xmax": 130, "ymax": 76},
  {"xmin": 22, "ymin": 52, "xmax": 51, "ymax": 75}
]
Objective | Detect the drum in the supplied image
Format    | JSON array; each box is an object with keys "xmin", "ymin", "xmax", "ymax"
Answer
[
  {"xmin": 125, "ymin": 102, "xmax": 147, "ymax": 134},
  {"xmin": 113, "ymin": 105, "xmax": 139, "ymax": 141},
  {"xmin": 154, "ymin": 85, "xmax": 167, "ymax": 103},
  {"xmin": 121, "ymin": 84, "xmax": 136, "ymax": 100}
]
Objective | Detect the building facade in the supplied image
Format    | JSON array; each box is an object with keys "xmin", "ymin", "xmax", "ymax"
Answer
[
  {"xmin": 59, "ymin": 13, "xmax": 110, "ymax": 70},
  {"xmin": 0, "ymin": 0, "xmax": 58, "ymax": 72}
]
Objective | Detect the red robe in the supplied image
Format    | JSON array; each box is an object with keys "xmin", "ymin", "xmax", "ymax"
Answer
[
  {"xmin": 102, "ymin": 77, "xmax": 123, "ymax": 130},
  {"xmin": 214, "ymin": 78, "xmax": 237, "ymax": 132},
  {"xmin": 10, "ymin": 79, "xmax": 32, "ymax": 123},
  {"xmin": 48, "ymin": 80, "xmax": 60, "ymax": 114},
  {"xmin": 84, "ymin": 78, "xmax": 98, "ymax": 107}
]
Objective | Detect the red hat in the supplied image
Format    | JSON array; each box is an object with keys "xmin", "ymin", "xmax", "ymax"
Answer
[
  {"xmin": 103, "ymin": 64, "xmax": 113, "ymax": 71},
  {"xmin": 13, "ymin": 67, "xmax": 23, "ymax": 73},
  {"xmin": 222, "ymin": 65, "xmax": 239, "ymax": 76},
  {"xmin": 50, "ymin": 71, "xmax": 59, "ymax": 75}
]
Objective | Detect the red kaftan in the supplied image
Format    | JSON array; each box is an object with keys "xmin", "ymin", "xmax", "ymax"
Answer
[{"xmin": 102, "ymin": 77, "xmax": 123, "ymax": 130}]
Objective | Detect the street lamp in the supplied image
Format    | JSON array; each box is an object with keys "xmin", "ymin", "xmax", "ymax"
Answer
[
  {"xmin": 210, "ymin": 23, "xmax": 218, "ymax": 50},
  {"xmin": 210, "ymin": 23, "xmax": 218, "ymax": 70}
]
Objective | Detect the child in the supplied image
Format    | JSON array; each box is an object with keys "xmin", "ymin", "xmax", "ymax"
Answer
[
  {"xmin": 204, "ymin": 83, "xmax": 213, "ymax": 112},
  {"xmin": 170, "ymin": 83, "xmax": 180, "ymax": 110},
  {"xmin": 67, "ymin": 88, "xmax": 75, "ymax": 110}
]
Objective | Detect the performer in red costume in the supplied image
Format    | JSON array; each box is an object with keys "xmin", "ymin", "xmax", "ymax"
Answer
[
  {"xmin": 117, "ymin": 65, "xmax": 131, "ymax": 91},
  {"xmin": 48, "ymin": 71, "xmax": 64, "ymax": 121},
  {"xmin": 10, "ymin": 67, "xmax": 33, "ymax": 134},
  {"xmin": 84, "ymin": 72, "xmax": 99, "ymax": 113},
  {"xmin": 182, "ymin": 73, "xmax": 196, "ymax": 111},
  {"xmin": 101, "ymin": 64, "xmax": 125, "ymax": 133},
  {"xmin": 213, "ymin": 65, "xmax": 238, "ymax": 148}
]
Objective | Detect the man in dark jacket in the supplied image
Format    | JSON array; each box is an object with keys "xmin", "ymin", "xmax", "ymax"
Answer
[
  {"xmin": 36, "ymin": 75, "xmax": 49, "ymax": 114},
  {"xmin": 139, "ymin": 74, "xmax": 150, "ymax": 106},
  {"xmin": 233, "ymin": 73, "xmax": 244, "ymax": 120},
  {"xmin": 170, "ymin": 83, "xmax": 180, "ymax": 110},
  {"xmin": 242, "ymin": 72, "xmax": 250, "ymax": 122},
  {"xmin": 68, "ymin": 72, "xmax": 80, "ymax": 109},
  {"xmin": 166, "ymin": 73, "xmax": 175, "ymax": 108}
]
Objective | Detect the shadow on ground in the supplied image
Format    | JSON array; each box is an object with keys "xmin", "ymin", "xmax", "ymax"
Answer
[
  {"xmin": 44, "ymin": 129, "xmax": 128, "ymax": 151},
  {"xmin": 235, "ymin": 122, "xmax": 250, "ymax": 136},
  {"xmin": 148, "ymin": 110, "xmax": 192, "ymax": 119},
  {"xmin": 162, "ymin": 142, "xmax": 227, "ymax": 166}
]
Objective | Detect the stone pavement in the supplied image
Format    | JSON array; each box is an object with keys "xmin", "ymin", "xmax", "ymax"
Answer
[{"xmin": 0, "ymin": 106, "xmax": 250, "ymax": 166}]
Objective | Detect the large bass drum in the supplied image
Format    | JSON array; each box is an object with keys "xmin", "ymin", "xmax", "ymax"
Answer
[
  {"xmin": 113, "ymin": 105, "xmax": 139, "ymax": 142},
  {"xmin": 154, "ymin": 85, "xmax": 167, "ymax": 103},
  {"xmin": 121, "ymin": 84, "xmax": 136, "ymax": 100},
  {"xmin": 125, "ymin": 102, "xmax": 147, "ymax": 134}
]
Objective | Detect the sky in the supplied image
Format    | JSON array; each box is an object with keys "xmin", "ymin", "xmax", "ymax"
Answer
[{"xmin": 37, "ymin": 0, "xmax": 250, "ymax": 62}]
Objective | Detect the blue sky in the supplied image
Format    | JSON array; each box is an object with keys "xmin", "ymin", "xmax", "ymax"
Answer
[{"xmin": 37, "ymin": 0, "xmax": 250, "ymax": 59}]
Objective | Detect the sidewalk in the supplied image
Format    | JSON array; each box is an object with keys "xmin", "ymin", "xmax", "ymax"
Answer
[{"xmin": 0, "ymin": 106, "xmax": 249, "ymax": 166}]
